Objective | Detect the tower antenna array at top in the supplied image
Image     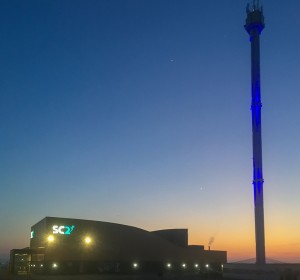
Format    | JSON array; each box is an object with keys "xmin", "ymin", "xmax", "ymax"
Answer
[{"xmin": 247, "ymin": 0, "xmax": 263, "ymax": 14}]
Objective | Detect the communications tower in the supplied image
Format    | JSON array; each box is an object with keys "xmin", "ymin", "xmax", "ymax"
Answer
[{"xmin": 244, "ymin": 1, "xmax": 266, "ymax": 265}]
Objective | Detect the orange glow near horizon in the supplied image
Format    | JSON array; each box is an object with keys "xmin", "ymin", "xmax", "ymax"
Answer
[
  {"xmin": 187, "ymin": 219, "xmax": 300, "ymax": 263},
  {"xmin": 190, "ymin": 233, "xmax": 300, "ymax": 263}
]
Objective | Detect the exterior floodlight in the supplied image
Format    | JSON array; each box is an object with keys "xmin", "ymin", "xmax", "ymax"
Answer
[
  {"xmin": 182, "ymin": 263, "xmax": 186, "ymax": 268},
  {"xmin": 41, "ymin": 264, "xmax": 43, "ymax": 267},
  {"xmin": 194, "ymin": 264, "xmax": 199, "ymax": 268},
  {"xmin": 84, "ymin": 236, "xmax": 92, "ymax": 244},
  {"xmin": 47, "ymin": 235, "xmax": 54, "ymax": 242},
  {"xmin": 167, "ymin": 263, "xmax": 171, "ymax": 268},
  {"xmin": 205, "ymin": 264, "xmax": 209, "ymax": 268}
]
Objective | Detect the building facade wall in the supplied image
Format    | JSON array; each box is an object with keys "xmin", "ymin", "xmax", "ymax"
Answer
[{"xmin": 11, "ymin": 216, "xmax": 227, "ymax": 274}]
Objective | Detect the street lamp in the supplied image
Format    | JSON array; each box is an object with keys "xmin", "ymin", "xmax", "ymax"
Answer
[{"xmin": 133, "ymin": 262, "xmax": 138, "ymax": 269}]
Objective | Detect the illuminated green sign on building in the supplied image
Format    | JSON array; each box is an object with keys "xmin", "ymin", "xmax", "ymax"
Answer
[{"xmin": 52, "ymin": 225, "xmax": 75, "ymax": 235}]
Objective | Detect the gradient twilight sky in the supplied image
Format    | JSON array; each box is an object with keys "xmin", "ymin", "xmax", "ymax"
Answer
[{"xmin": 1, "ymin": 0, "xmax": 300, "ymax": 263}]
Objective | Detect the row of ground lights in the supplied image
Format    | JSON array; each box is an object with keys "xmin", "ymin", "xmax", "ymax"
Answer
[
  {"xmin": 48, "ymin": 262, "xmax": 218, "ymax": 270},
  {"xmin": 133, "ymin": 263, "xmax": 211, "ymax": 269}
]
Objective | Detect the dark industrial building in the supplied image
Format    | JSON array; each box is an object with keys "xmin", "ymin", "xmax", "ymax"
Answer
[{"xmin": 10, "ymin": 217, "xmax": 226, "ymax": 274}]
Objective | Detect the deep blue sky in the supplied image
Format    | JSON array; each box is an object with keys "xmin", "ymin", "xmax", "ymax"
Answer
[{"xmin": 1, "ymin": 0, "xmax": 300, "ymax": 262}]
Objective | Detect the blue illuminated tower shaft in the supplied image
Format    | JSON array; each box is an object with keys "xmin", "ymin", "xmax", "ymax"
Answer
[{"xmin": 245, "ymin": 4, "xmax": 266, "ymax": 265}]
